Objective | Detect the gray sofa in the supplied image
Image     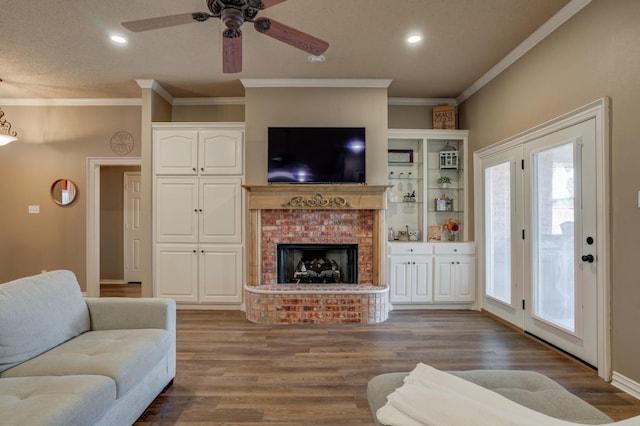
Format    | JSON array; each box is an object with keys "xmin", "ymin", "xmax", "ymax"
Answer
[
  {"xmin": 0, "ymin": 270, "xmax": 176, "ymax": 426},
  {"xmin": 368, "ymin": 370, "xmax": 613, "ymax": 425}
]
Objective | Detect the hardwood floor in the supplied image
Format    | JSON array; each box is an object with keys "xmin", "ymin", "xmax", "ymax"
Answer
[
  {"xmin": 130, "ymin": 309, "xmax": 640, "ymax": 425},
  {"xmin": 100, "ymin": 285, "xmax": 640, "ymax": 424}
]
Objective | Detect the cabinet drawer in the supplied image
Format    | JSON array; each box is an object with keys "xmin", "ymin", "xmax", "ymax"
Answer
[
  {"xmin": 433, "ymin": 242, "xmax": 475, "ymax": 255},
  {"xmin": 388, "ymin": 243, "xmax": 432, "ymax": 255}
]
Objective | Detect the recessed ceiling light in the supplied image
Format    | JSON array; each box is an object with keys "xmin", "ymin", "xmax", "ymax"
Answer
[
  {"xmin": 407, "ymin": 34, "xmax": 422, "ymax": 44},
  {"xmin": 308, "ymin": 55, "xmax": 326, "ymax": 63},
  {"xmin": 109, "ymin": 34, "xmax": 128, "ymax": 45}
]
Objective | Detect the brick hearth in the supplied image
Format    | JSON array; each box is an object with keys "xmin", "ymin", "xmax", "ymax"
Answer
[{"xmin": 243, "ymin": 185, "xmax": 390, "ymax": 325}]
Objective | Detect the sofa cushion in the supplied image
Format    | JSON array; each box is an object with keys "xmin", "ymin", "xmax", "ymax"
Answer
[
  {"xmin": 1, "ymin": 329, "xmax": 171, "ymax": 398},
  {"xmin": 0, "ymin": 271, "xmax": 90, "ymax": 373},
  {"xmin": 0, "ymin": 375, "xmax": 116, "ymax": 426}
]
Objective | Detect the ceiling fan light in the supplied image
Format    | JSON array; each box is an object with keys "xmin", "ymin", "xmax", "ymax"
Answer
[
  {"xmin": 0, "ymin": 106, "xmax": 18, "ymax": 146},
  {"xmin": 0, "ymin": 134, "xmax": 18, "ymax": 146}
]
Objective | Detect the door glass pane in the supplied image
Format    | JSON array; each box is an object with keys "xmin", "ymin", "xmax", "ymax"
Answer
[
  {"xmin": 485, "ymin": 162, "xmax": 511, "ymax": 304},
  {"xmin": 532, "ymin": 143, "xmax": 575, "ymax": 332}
]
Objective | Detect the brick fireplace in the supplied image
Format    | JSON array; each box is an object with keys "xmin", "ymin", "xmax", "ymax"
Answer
[{"xmin": 243, "ymin": 184, "xmax": 390, "ymax": 324}]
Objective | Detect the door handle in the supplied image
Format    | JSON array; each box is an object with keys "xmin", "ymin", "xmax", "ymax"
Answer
[{"xmin": 581, "ymin": 254, "xmax": 595, "ymax": 263}]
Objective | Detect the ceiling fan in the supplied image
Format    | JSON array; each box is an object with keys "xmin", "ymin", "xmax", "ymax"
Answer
[{"xmin": 121, "ymin": 0, "xmax": 329, "ymax": 73}]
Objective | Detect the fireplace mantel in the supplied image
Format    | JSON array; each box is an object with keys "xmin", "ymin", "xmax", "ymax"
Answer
[
  {"xmin": 243, "ymin": 184, "xmax": 390, "ymax": 288},
  {"xmin": 243, "ymin": 184, "xmax": 390, "ymax": 210}
]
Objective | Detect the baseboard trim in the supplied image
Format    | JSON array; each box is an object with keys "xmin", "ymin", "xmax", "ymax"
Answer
[
  {"xmin": 100, "ymin": 279, "xmax": 127, "ymax": 285},
  {"xmin": 612, "ymin": 371, "xmax": 640, "ymax": 401}
]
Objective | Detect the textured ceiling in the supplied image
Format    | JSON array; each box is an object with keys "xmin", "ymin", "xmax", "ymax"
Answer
[{"xmin": 0, "ymin": 0, "xmax": 570, "ymax": 100}]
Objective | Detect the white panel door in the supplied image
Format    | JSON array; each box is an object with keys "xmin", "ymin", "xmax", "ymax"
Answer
[
  {"xmin": 199, "ymin": 246, "xmax": 243, "ymax": 303},
  {"xmin": 155, "ymin": 244, "xmax": 198, "ymax": 302},
  {"xmin": 154, "ymin": 130, "xmax": 198, "ymax": 175},
  {"xmin": 123, "ymin": 172, "xmax": 142, "ymax": 283},
  {"xmin": 156, "ymin": 178, "xmax": 199, "ymax": 243},
  {"xmin": 199, "ymin": 178, "xmax": 242, "ymax": 243},
  {"xmin": 199, "ymin": 130, "xmax": 244, "ymax": 175}
]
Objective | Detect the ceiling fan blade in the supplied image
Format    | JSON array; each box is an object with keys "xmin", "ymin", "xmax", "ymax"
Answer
[
  {"xmin": 260, "ymin": 0, "xmax": 289, "ymax": 9},
  {"xmin": 223, "ymin": 29, "xmax": 243, "ymax": 74},
  {"xmin": 254, "ymin": 17, "xmax": 329, "ymax": 56},
  {"xmin": 122, "ymin": 12, "xmax": 204, "ymax": 32}
]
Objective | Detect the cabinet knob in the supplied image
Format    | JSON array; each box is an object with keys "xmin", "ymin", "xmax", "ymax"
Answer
[
  {"xmin": 451, "ymin": 261, "xmax": 455, "ymax": 264},
  {"xmin": 193, "ymin": 250, "xmax": 197, "ymax": 253},
  {"xmin": 201, "ymin": 250, "xmax": 204, "ymax": 253},
  {"xmin": 199, "ymin": 209, "xmax": 203, "ymax": 213},
  {"xmin": 200, "ymin": 168, "xmax": 204, "ymax": 172},
  {"xmin": 194, "ymin": 209, "xmax": 198, "ymax": 213},
  {"xmin": 454, "ymin": 249, "xmax": 458, "ymax": 252},
  {"xmin": 192, "ymin": 168, "xmax": 196, "ymax": 172},
  {"xmin": 409, "ymin": 249, "xmax": 413, "ymax": 252}
]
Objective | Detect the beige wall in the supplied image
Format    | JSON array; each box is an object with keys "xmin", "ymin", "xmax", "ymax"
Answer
[
  {"xmin": 100, "ymin": 166, "xmax": 141, "ymax": 280},
  {"xmin": 172, "ymin": 104, "xmax": 245, "ymax": 122},
  {"xmin": 244, "ymin": 87, "xmax": 389, "ymax": 185},
  {"xmin": 458, "ymin": 0, "xmax": 640, "ymax": 382},
  {"xmin": 388, "ymin": 105, "xmax": 435, "ymax": 129},
  {"xmin": 0, "ymin": 105, "xmax": 141, "ymax": 289}
]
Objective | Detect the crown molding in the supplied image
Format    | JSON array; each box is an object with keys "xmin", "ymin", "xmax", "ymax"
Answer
[
  {"xmin": 388, "ymin": 98, "xmax": 457, "ymax": 106},
  {"xmin": 0, "ymin": 98, "xmax": 142, "ymax": 106},
  {"xmin": 241, "ymin": 78, "xmax": 392, "ymax": 89},
  {"xmin": 457, "ymin": 0, "xmax": 592, "ymax": 104},
  {"xmin": 136, "ymin": 79, "xmax": 174, "ymax": 104},
  {"xmin": 172, "ymin": 97, "xmax": 246, "ymax": 106}
]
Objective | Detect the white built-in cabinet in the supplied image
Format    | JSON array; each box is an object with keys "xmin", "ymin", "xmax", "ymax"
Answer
[
  {"xmin": 433, "ymin": 243, "xmax": 476, "ymax": 303},
  {"xmin": 387, "ymin": 242, "xmax": 476, "ymax": 308},
  {"xmin": 388, "ymin": 244, "xmax": 432, "ymax": 303},
  {"xmin": 153, "ymin": 124, "xmax": 244, "ymax": 307},
  {"xmin": 386, "ymin": 129, "xmax": 476, "ymax": 309}
]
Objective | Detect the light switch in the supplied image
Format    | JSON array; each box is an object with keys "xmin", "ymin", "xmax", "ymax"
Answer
[{"xmin": 28, "ymin": 205, "xmax": 40, "ymax": 214}]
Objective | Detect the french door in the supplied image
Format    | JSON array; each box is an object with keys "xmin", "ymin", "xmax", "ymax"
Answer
[
  {"xmin": 480, "ymin": 117, "xmax": 600, "ymax": 367},
  {"xmin": 523, "ymin": 119, "xmax": 597, "ymax": 366}
]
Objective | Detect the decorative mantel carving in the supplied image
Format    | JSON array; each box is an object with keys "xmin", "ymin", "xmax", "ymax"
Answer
[
  {"xmin": 282, "ymin": 193, "xmax": 352, "ymax": 208},
  {"xmin": 243, "ymin": 184, "xmax": 390, "ymax": 210}
]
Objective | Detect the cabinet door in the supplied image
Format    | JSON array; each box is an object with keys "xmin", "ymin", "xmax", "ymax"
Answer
[
  {"xmin": 155, "ymin": 244, "xmax": 198, "ymax": 302},
  {"xmin": 156, "ymin": 178, "xmax": 199, "ymax": 243},
  {"xmin": 434, "ymin": 255, "xmax": 475, "ymax": 302},
  {"xmin": 199, "ymin": 177, "xmax": 242, "ymax": 243},
  {"xmin": 389, "ymin": 256, "xmax": 412, "ymax": 303},
  {"xmin": 412, "ymin": 257, "xmax": 433, "ymax": 302},
  {"xmin": 154, "ymin": 130, "xmax": 198, "ymax": 175},
  {"xmin": 199, "ymin": 130, "xmax": 243, "ymax": 175},
  {"xmin": 199, "ymin": 245, "xmax": 243, "ymax": 303},
  {"xmin": 454, "ymin": 256, "xmax": 476, "ymax": 302}
]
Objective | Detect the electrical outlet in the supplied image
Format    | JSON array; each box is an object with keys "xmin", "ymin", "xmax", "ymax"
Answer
[{"xmin": 28, "ymin": 205, "xmax": 40, "ymax": 214}]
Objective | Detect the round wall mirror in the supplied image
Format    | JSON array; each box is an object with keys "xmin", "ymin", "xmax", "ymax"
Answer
[{"xmin": 51, "ymin": 179, "xmax": 78, "ymax": 206}]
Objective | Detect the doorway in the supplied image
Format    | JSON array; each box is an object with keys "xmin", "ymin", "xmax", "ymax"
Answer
[
  {"xmin": 474, "ymin": 99, "xmax": 610, "ymax": 378},
  {"xmin": 86, "ymin": 157, "xmax": 142, "ymax": 297}
]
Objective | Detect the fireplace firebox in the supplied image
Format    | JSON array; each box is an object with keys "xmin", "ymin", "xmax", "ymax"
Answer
[{"xmin": 276, "ymin": 243, "xmax": 358, "ymax": 284}]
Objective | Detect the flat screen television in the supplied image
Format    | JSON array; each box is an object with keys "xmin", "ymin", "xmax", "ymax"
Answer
[{"xmin": 267, "ymin": 127, "xmax": 366, "ymax": 183}]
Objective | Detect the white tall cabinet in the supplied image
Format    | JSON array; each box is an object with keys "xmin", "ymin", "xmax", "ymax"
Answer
[{"xmin": 153, "ymin": 123, "xmax": 244, "ymax": 307}]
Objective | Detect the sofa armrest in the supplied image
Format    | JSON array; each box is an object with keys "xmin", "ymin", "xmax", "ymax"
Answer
[{"xmin": 84, "ymin": 297, "xmax": 176, "ymax": 332}]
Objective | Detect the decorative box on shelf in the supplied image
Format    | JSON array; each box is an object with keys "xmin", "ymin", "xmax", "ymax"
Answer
[{"xmin": 432, "ymin": 105, "xmax": 457, "ymax": 130}]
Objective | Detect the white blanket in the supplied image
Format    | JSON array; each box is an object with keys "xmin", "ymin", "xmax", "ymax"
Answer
[{"xmin": 376, "ymin": 363, "xmax": 640, "ymax": 426}]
